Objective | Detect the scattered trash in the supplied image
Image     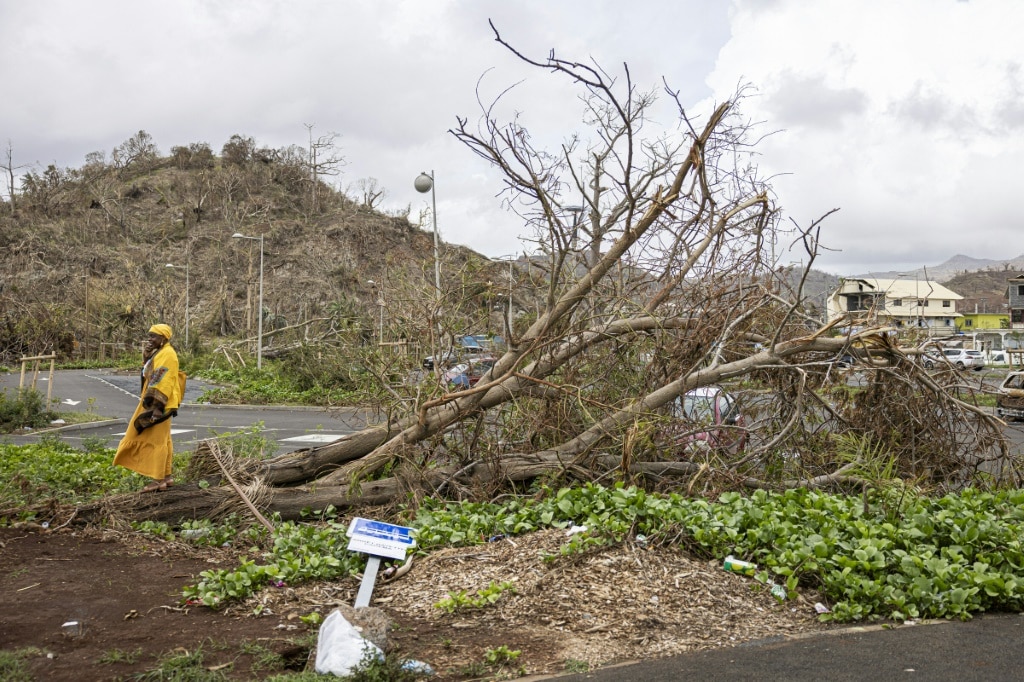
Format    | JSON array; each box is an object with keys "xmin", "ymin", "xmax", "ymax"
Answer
[
  {"xmin": 315, "ymin": 610, "xmax": 383, "ymax": 676},
  {"xmin": 50, "ymin": 419, "xmax": 66, "ymax": 425},
  {"xmin": 814, "ymin": 602, "xmax": 831, "ymax": 614},
  {"xmin": 566, "ymin": 525, "xmax": 588, "ymax": 536},
  {"xmin": 40, "ymin": 522, "xmax": 50, "ymax": 529},
  {"xmin": 487, "ymin": 534, "xmax": 506, "ymax": 542},
  {"xmin": 402, "ymin": 660, "xmax": 435, "ymax": 675},
  {"xmin": 635, "ymin": 534, "xmax": 648, "ymax": 548},
  {"xmin": 722, "ymin": 555, "xmax": 756, "ymax": 576},
  {"xmin": 61, "ymin": 620, "xmax": 82, "ymax": 637},
  {"xmin": 180, "ymin": 529, "xmax": 208, "ymax": 539},
  {"xmin": 769, "ymin": 583, "xmax": 787, "ymax": 602}
]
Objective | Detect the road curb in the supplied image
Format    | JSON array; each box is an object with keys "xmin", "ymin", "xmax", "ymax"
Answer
[{"xmin": 19, "ymin": 417, "xmax": 126, "ymax": 436}]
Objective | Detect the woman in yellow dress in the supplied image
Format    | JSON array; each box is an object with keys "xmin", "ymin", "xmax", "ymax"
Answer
[{"xmin": 113, "ymin": 323, "xmax": 186, "ymax": 492}]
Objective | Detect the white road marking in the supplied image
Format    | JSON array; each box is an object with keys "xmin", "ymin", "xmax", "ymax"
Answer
[{"xmin": 279, "ymin": 434, "xmax": 344, "ymax": 443}]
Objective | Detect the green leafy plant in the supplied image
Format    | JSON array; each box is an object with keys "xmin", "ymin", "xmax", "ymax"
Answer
[
  {"xmin": 299, "ymin": 611, "xmax": 323, "ymax": 626},
  {"xmin": 434, "ymin": 581, "xmax": 517, "ymax": 612},
  {"xmin": 0, "ymin": 440, "xmax": 146, "ymax": 522},
  {"xmin": 183, "ymin": 520, "xmax": 360, "ymax": 606},
  {"xmin": 484, "ymin": 645, "xmax": 522, "ymax": 666}
]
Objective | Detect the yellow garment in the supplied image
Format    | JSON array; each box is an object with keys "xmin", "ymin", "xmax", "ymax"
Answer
[
  {"xmin": 149, "ymin": 323, "xmax": 173, "ymax": 340},
  {"xmin": 113, "ymin": 343, "xmax": 185, "ymax": 480}
]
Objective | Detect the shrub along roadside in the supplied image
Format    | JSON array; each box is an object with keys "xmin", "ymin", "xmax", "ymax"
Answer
[{"xmin": 0, "ymin": 388, "xmax": 58, "ymax": 433}]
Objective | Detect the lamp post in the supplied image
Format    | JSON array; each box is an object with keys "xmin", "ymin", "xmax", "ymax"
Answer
[
  {"xmin": 564, "ymin": 205, "xmax": 584, "ymax": 251},
  {"xmin": 414, "ymin": 171, "xmax": 440, "ymax": 299},
  {"xmin": 165, "ymin": 261, "xmax": 190, "ymax": 348},
  {"xmin": 494, "ymin": 255, "xmax": 516, "ymax": 329},
  {"xmin": 367, "ymin": 280, "xmax": 383, "ymax": 342},
  {"xmin": 83, "ymin": 272, "xmax": 89, "ymax": 360},
  {"xmin": 232, "ymin": 232, "xmax": 264, "ymax": 370}
]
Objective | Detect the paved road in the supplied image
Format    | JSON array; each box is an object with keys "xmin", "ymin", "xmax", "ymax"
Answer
[
  {"xmin": 1, "ymin": 368, "xmax": 373, "ymax": 455},
  {"xmin": 549, "ymin": 614, "xmax": 1024, "ymax": 681}
]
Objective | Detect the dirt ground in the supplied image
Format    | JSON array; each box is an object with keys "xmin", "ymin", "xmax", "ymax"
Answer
[{"xmin": 0, "ymin": 523, "xmax": 838, "ymax": 681}]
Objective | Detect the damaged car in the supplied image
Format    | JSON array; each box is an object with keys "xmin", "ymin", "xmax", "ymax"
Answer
[{"xmin": 996, "ymin": 371, "xmax": 1024, "ymax": 421}]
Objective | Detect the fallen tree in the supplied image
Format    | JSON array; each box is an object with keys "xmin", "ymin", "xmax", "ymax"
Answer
[{"xmin": 85, "ymin": 25, "xmax": 1020, "ymax": 525}]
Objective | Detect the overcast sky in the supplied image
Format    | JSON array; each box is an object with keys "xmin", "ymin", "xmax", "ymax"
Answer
[{"xmin": 3, "ymin": 0, "xmax": 1020, "ymax": 276}]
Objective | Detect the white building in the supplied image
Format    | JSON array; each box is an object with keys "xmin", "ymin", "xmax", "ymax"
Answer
[{"xmin": 826, "ymin": 278, "xmax": 963, "ymax": 335}]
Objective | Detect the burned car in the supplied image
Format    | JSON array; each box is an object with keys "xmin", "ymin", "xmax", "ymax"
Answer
[{"xmin": 996, "ymin": 371, "xmax": 1024, "ymax": 421}]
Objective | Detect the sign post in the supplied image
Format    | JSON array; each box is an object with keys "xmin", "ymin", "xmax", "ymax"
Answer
[{"xmin": 346, "ymin": 517, "xmax": 416, "ymax": 608}]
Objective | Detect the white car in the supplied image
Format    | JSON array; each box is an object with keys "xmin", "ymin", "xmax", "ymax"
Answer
[{"xmin": 923, "ymin": 348, "xmax": 986, "ymax": 371}]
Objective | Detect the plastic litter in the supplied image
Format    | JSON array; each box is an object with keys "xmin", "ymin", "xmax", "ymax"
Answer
[
  {"xmin": 61, "ymin": 620, "xmax": 82, "ymax": 637},
  {"xmin": 566, "ymin": 525, "xmax": 588, "ymax": 536},
  {"xmin": 722, "ymin": 555, "xmax": 756, "ymax": 576},
  {"xmin": 402, "ymin": 659, "xmax": 436, "ymax": 675},
  {"xmin": 315, "ymin": 610, "xmax": 383, "ymax": 676},
  {"xmin": 814, "ymin": 602, "xmax": 831, "ymax": 614}
]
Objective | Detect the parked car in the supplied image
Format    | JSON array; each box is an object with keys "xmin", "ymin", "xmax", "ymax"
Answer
[
  {"xmin": 422, "ymin": 334, "xmax": 505, "ymax": 370},
  {"xmin": 670, "ymin": 386, "xmax": 746, "ymax": 454},
  {"xmin": 996, "ymin": 371, "xmax": 1024, "ymax": 421},
  {"xmin": 422, "ymin": 349, "xmax": 458, "ymax": 371},
  {"xmin": 444, "ymin": 356, "xmax": 497, "ymax": 389},
  {"xmin": 922, "ymin": 348, "xmax": 986, "ymax": 371}
]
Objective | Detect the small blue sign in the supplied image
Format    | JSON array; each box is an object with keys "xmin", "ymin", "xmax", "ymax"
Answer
[{"xmin": 346, "ymin": 517, "xmax": 416, "ymax": 560}]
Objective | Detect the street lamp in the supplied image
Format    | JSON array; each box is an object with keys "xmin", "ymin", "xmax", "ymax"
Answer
[
  {"xmin": 367, "ymin": 280, "xmax": 383, "ymax": 342},
  {"xmin": 414, "ymin": 171, "xmax": 440, "ymax": 299},
  {"xmin": 165, "ymin": 261, "xmax": 189, "ymax": 348},
  {"xmin": 83, "ymin": 272, "xmax": 89, "ymax": 360},
  {"xmin": 494, "ymin": 255, "xmax": 517, "ymax": 328},
  {"xmin": 232, "ymin": 232, "xmax": 264, "ymax": 370},
  {"xmin": 564, "ymin": 205, "xmax": 584, "ymax": 250}
]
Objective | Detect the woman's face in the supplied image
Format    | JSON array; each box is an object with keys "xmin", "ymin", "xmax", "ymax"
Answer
[{"xmin": 144, "ymin": 332, "xmax": 166, "ymax": 354}]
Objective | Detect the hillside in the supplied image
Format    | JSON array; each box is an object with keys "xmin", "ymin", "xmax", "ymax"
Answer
[
  {"xmin": 942, "ymin": 266, "xmax": 1024, "ymax": 314},
  {"xmin": 2, "ymin": 132, "xmax": 1020, "ymax": 363},
  {"xmin": 0, "ymin": 133, "xmax": 502, "ymax": 362},
  {"xmin": 857, "ymin": 253, "xmax": 1024, "ymax": 288}
]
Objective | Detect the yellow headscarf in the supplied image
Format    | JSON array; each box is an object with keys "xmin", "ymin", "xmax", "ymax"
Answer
[{"xmin": 149, "ymin": 323, "xmax": 173, "ymax": 340}]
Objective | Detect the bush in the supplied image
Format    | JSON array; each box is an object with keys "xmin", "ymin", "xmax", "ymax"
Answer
[{"xmin": 0, "ymin": 388, "xmax": 57, "ymax": 432}]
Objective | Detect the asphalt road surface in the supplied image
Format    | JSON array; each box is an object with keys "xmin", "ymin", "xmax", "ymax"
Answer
[
  {"xmin": 552, "ymin": 614, "xmax": 1024, "ymax": 681},
  {"xmin": 1, "ymin": 368, "xmax": 371, "ymax": 455}
]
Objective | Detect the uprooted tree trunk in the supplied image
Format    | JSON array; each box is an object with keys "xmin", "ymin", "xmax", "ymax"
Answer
[{"xmin": 84, "ymin": 25, "xmax": 1020, "ymax": 526}]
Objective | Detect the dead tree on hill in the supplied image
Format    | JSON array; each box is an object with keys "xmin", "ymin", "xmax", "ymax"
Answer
[{"xmin": 89, "ymin": 27, "xmax": 1017, "ymax": 525}]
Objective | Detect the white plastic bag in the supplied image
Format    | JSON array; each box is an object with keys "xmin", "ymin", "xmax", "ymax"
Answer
[{"xmin": 314, "ymin": 610, "xmax": 383, "ymax": 676}]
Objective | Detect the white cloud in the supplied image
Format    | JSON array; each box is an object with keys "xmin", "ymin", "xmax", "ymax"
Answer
[
  {"xmin": 2, "ymin": 0, "xmax": 1021, "ymax": 277},
  {"xmin": 706, "ymin": 0, "xmax": 1024, "ymax": 274}
]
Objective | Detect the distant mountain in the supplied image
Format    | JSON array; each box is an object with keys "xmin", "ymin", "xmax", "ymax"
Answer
[{"xmin": 856, "ymin": 254, "xmax": 1024, "ymax": 284}]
